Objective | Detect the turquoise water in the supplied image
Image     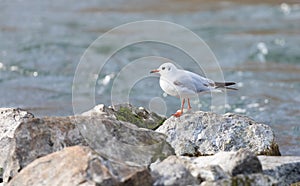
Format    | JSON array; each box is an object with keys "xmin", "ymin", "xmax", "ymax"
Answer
[{"xmin": 0, "ymin": 0, "xmax": 299, "ymax": 155}]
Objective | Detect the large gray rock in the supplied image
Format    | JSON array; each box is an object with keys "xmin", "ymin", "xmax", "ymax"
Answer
[
  {"xmin": 258, "ymin": 156, "xmax": 300, "ymax": 185},
  {"xmin": 8, "ymin": 146, "xmax": 153, "ymax": 186},
  {"xmin": 3, "ymin": 115, "xmax": 174, "ymax": 183},
  {"xmin": 82, "ymin": 104, "xmax": 166, "ymax": 130},
  {"xmin": 0, "ymin": 108, "xmax": 34, "ymax": 182},
  {"xmin": 74, "ymin": 116, "xmax": 174, "ymax": 166},
  {"xmin": 156, "ymin": 111, "xmax": 280, "ymax": 156}
]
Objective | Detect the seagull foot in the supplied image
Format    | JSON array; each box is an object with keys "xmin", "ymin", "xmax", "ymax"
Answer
[{"xmin": 173, "ymin": 110, "xmax": 183, "ymax": 117}]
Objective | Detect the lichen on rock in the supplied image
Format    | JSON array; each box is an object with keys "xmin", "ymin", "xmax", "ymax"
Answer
[{"xmin": 82, "ymin": 103, "xmax": 166, "ymax": 130}]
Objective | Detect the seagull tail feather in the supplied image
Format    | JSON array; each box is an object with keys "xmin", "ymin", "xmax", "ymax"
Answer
[{"xmin": 215, "ymin": 82, "xmax": 238, "ymax": 90}]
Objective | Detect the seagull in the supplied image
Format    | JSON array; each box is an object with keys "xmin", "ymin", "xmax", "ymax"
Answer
[{"xmin": 150, "ymin": 63, "xmax": 237, "ymax": 117}]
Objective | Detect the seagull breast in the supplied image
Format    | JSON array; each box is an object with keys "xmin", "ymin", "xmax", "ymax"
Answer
[{"xmin": 159, "ymin": 76, "xmax": 179, "ymax": 97}]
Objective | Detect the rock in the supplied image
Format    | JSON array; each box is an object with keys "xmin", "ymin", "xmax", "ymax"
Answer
[
  {"xmin": 156, "ymin": 111, "xmax": 280, "ymax": 156},
  {"xmin": 150, "ymin": 156, "xmax": 199, "ymax": 186},
  {"xmin": 201, "ymin": 173, "xmax": 278, "ymax": 186},
  {"xmin": 3, "ymin": 107, "xmax": 297, "ymax": 186},
  {"xmin": 2, "ymin": 116, "xmax": 86, "ymax": 182},
  {"xmin": 3, "ymin": 115, "xmax": 174, "ymax": 183},
  {"xmin": 0, "ymin": 108, "xmax": 34, "ymax": 138},
  {"xmin": 0, "ymin": 108, "xmax": 34, "ymax": 182},
  {"xmin": 82, "ymin": 104, "xmax": 166, "ymax": 130},
  {"xmin": 150, "ymin": 149, "xmax": 262, "ymax": 185},
  {"xmin": 258, "ymin": 156, "xmax": 300, "ymax": 185},
  {"xmin": 8, "ymin": 146, "xmax": 153, "ymax": 186},
  {"xmin": 75, "ymin": 116, "xmax": 174, "ymax": 166},
  {"xmin": 186, "ymin": 149, "xmax": 262, "ymax": 177},
  {"xmin": 194, "ymin": 165, "xmax": 229, "ymax": 182}
]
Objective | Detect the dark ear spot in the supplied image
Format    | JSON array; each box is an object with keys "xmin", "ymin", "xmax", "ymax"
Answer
[{"xmin": 168, "ymin": 67, "xmax": 171, "ymax": 71}]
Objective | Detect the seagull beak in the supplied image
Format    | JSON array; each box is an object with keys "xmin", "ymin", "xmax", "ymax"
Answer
[{"xmin": 150, "ymin": 69, "xmax": 160, "ymax": 73}]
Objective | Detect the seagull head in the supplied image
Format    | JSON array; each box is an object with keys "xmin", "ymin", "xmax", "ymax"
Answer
[{"xmin": 150, "ymin": 63, "xmax": 178, "ymax": 76}]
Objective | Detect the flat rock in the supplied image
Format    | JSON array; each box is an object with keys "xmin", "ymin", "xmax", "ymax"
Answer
[
  {"xmin": 151, "ymin": 149, "xmax": 262, "ymax": 185},
  {"xmin": 82, "ymin": 104, "xmax": 166, "ymax": 130},
  {"xmin": 8, "ymin": 146, "xmax": 153, "ymax": 186},
  {"xmin": 151, "ymin": 149, "xmax": 283, "ymax": 185},
  {"xmin": 258, "ymin": 156, "xmax": 300, "ymax": 185},
  {"xmin": 3, "ymin": 115, "xmax": 174, "ymax": 183},
  {"xmin": 185, "ymin": 149, "xmax": 263, "ymax": 177},
  {"xmin": 0, "ymin": 108, "xmax": 34, "ymax": 182},
  {"xmin": 156, "ymin": 111, "xmax": 280, "ymax": 156},
  {"xmin": 200, "ymin": 173, "xmax": 278, "ymax": 186}
]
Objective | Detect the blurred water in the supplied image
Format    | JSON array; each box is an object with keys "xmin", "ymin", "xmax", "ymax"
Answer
[{"xmin": 0, "ymin": 0, "xmax": 299, "ymax": 155}]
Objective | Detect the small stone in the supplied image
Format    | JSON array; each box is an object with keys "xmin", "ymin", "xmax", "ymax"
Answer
[
  {"xmin": 150, "ymin": 156, "xmax": 199, "ymax": 186},
  {"xmin": 191, "ymin": 165, "xmax": 229, "ymax": 182}
]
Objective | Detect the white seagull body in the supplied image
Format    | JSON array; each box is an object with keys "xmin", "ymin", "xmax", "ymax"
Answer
[{"xmin": 151, "ymin": 63, "xmax": 236, "ymax": 117}]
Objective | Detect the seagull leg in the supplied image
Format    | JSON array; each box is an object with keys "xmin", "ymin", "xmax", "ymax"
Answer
[
  {"xmin": 173, "ymin": 98, "xmax": 185, "ymax": 117},
  {"xmin": 187, "ymin": 98, "xmax": 192, "ymax": 110},
  {"xmin": 181, "ymin": 98, "xmax": 185, "ymax": 113}
]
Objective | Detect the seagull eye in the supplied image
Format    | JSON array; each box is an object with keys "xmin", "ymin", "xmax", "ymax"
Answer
[{"xmin": 162, "ymin": 67, "xmax": 165, "ymax": 70}]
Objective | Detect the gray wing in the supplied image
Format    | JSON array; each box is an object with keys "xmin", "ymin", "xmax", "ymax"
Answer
[{"xmin": 173, "ymin": 70, "xmax": 214, "ymax": 93}]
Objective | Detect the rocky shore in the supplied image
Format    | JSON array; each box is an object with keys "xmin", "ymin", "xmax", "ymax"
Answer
[{"xmin": 0, "ymin": 104, "xmax": 299, "ymax": 186}]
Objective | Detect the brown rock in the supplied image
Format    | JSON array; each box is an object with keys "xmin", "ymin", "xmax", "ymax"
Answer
[{"xmin": 8, "ymin": 146, "xmax": 153, "ymax": 186}]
